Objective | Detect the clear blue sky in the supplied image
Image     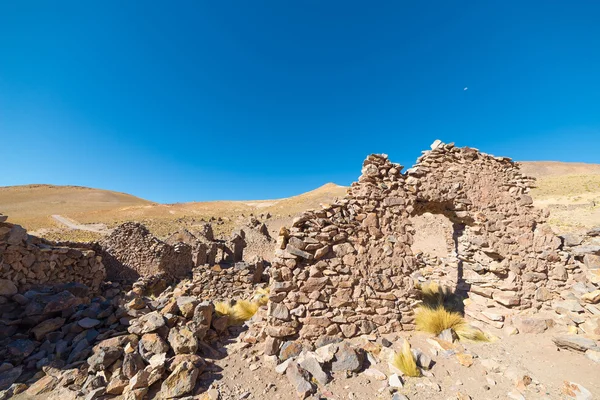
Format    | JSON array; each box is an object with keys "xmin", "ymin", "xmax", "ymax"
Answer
[{"xmin": 1, "ymin": 1, "xmax": 599, "ymax": 203}]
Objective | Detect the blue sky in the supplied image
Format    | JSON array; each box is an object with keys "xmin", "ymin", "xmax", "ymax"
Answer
[{"xmin": 1, "ymin": 1, "xmax": 599, "ymax": 203}]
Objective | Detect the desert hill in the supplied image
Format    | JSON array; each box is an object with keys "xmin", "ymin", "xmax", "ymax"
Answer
[
  {"xmin": 0, "ymin": 184, "xmax": 152, "ymax": 234},
  {"xmin": 519, "ymin": 161, "xmax": 600, "ymax": 232},
  {"xmin": 2, "ymin": 160, "xmax": 600, "ymax": 241},
  {"xmin": 0, "ymin": 182, "xmax": 348, "ymax": 241}
]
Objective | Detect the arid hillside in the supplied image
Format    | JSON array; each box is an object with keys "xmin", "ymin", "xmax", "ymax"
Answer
[
  {"xmin": 0, "ymin": 182, "xmax": 347, "ymax": 241},
  {"xmin": 2, "ymin": 160, "xmax": 600, "ymax": 241},
  {"xmin": 0, "ymin": 184, "xmax": 152, "ymax": 235},
  {"xmin": 520, "ymin": 161, "xmax": 600, "ymax": 232}
]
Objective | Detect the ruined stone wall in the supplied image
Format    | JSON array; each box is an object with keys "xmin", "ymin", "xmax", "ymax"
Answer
[
  {"xmin": 0, "ymin": 216, "xmax": 105, "ymax": 293},
  {"xmin": 97, "ymin": 222, "xmax": 194, "ymax": 282},
  {"xmin": 184, "ymin": 258, "xmax": 267, "ymax": 301},
  {"xmin": 265, "ymin": 141, "xmax": 572, "ymax": 342}
]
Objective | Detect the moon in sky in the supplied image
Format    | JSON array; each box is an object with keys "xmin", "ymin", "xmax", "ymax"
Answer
[{"xmin": 464, "ymin": 87, "xmax": 468, "ymax": 91}]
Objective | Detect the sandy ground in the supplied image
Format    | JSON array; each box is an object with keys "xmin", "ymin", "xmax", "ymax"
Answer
[{"xmin": 194, "ymin": 327, "xmax": 600, "ymax": 400}]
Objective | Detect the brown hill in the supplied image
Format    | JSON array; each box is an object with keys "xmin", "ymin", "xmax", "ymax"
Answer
[
  {"xmin": 0, "ymin": 184, "xmax": 153, "ymax": 233},
  {"xmin": 0, "ymin": 183, "xmax": 347, "ymax": 241},
  {"xmin": 519, "ymin": 161, "xmax": 600, "ymax": 232}
]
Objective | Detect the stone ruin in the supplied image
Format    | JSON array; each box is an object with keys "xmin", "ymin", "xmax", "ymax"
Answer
[
  {"xmin": 0, "ymin": 215, "xmax": 105, "ymax": 293},
  {"xmin": 96, "ymin": 222, "xmax": 195, "ymax": 282},
  {"xmin": 95, "ymin": 222, "xmax": 248, "ymax": 284},
  {"xmin": 265, "ymin": 141, "xmax": 580, "ymax": 342}
]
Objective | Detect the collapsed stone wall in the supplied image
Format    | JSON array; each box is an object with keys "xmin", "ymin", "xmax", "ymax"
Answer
[
  {"xmin": 185, "ymin": 258, "xmax": 267, "ymax": 301},
  {"xmin": 0, "ymin": 215, "xmax": 105, "ymax": 293},
  {"xmin": 164, "ymin": 227, "xmax": 247, "ymax": 267},
  {"xmin": 96, "ymin": 222, "xmax": 194, "ymax": 282},
  {"xmin": 265, "ymin": 141, "xmax": 572, "ymax": 342}
]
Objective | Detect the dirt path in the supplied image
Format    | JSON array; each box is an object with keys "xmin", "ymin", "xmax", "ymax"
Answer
[{"xmin": 51, "ymin": 214, "xmax": 110, "ymax": 233}]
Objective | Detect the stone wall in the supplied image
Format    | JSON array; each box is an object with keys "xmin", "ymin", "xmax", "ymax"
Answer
[
  {"xmin": 96, "ymin": 222, "xmax": 194, "ymax": 282},
  {"xmin": 265, "ymin": 141, "xmax": 572, "ymax": 342},
  {"xmin": 0, "ymin": 215, "xmax": 105, "ymax": 293}
]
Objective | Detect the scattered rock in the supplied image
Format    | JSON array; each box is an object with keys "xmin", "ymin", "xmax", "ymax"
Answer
[{"xmin": 553, "ymin": 335, "xmax": 599, "ymax": 353}]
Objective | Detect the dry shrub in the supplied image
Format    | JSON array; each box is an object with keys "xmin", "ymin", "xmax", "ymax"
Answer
[
  {"xmin": 415, "ymin": 306, "xmax": 465, "ymax": 335},
  {"xmin": 391, "ymin": 340, "xmax": 421, "ymax": 377},
  {"xmin": 231, "ymin": 300, "xmax": 259, "ymax": 323},
  {"xmin": 252, "ymin": 287, "xmax": 270, "ymax": 306},
  {"xmin": 454, "ymin": 324, "xmax": 490, "ymax": 342},
  {"xmin": 214, "ymin": 301, "xmax": 234, "ymax": 317},
  {"xmin": 418, "ymin": 281, "xmax": 462, "ymax": 311}
]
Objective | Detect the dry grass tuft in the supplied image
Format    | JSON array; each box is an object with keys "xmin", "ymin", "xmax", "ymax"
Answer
[
  {"xmin": 214, "ymin": 301, "xmax": 234, "ymax": 317},
  {"xmin": 454, "ymin": 324, "xmax": 490, "ymax": 342},
  {"xmin": 231, "ymin": 300, "xmax": 260, "ymax": 323},
  {"xmin": 391, "ymin": 340, "xmax": 421, "ymax": 377},
  {"xmin": 415, "ymin": 306, "xmax": 465, "ymax": 335},
  {"xmin": 252, "ymin": 287, "xmax": 270, "ymax": 306}
]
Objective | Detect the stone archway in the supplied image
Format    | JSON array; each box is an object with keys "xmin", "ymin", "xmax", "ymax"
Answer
[{"xmin": 265, "ymin": 141, "xmax": 570, "ymax": 343}]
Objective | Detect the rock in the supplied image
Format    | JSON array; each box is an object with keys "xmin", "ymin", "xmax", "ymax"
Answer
[
  {"xmin": 31, "ymin": 317, "xmax": 65, "ymax": 341},
  {"xmin": 138, "ymin": 330, "xmax": 167, "ymax": 353},
  {"xmin": 160, "ymin": 361, "xmax": 198, "ymax": 399},
  {"xmin": 554, "ymin": 300, "xmax": 585, "ymax": 313},
  {"xmin": 562, "ymin": 381, "xmax": 593, "ymax": 400},
  {"xmin": 168, "ymin": 354, "xmax": 206, "ymax": 373},
  {"xmin": 7, "ymin": 339, "xmax": 35, "ymax": 359},
  {"xmin": 176, "ymin": 296, "xmax": 198, "ymax": 318},
  {"xmin": 0, "ymin": 280, "xmax": 17, "ymax": 297},
  {"xmin": 389, "ymin": 373, "xmax": 403, "ymax": 388},
  {"xmin": 585, "ymin": 349, "xmax": 600, "ymax": 363},
  {"xmin": 285, "ymin": 361, "xmax": 315, "ymax": 398},
  {"xmin": 279, "ymin": 341, "xmax": 303, "ymax": 361},
  {"xmin": 534, "ymin": 287, "xmax": 553, "ymax": 302},
  {"xmin": 583, "ymin": 254, "xmax": 600, "ymax": 268},
  {"xmin": 85, "ymin": 387, "xmax": 106, "ymax": 400},
  {"xmin": 168, "ymin": 327, "xmax": 199, "ymax": 354},
  {"xmin": 492, "ymin": 291, "xmax": 520, "ymax": 307},
  {"xmin": 128, "ymin": 311, "xmax": 165, "ymax": 335},
  {"xmin": 25, "ymin": 375, "xmax": 57, "ymax": 395},
  {"xmin": 411, "ymin": 348, "xmax": 433, "ymax": 369},
  {"xmin": 122, "ymin": 387, "xmax": 148, "ymax": 400},
  {"xmin": 507, "ymin": 391, "xmax": 525, "ymax": 400},
  {"xmin": 123, "ymin": 352, "xmax": 146, "ymax": 379},
  {"xmin": 43, "ymin": 291, "xmax": 79, "ymax": 313},
  {"xmin": 553, "ymin": 335, "xmax": 599, "ymax": 353},
  {"xmin": 269, "ymin": 303, "xmax": 290, "ymax": 321},
  {"xmin": 78, "ymin": 317, "xmax": 101, "ymax": 329},
  {"xmin": 331, "ymin": 342, "xmax": 364, "ymax": 372},
  {"xmin": 275, "ymin": 358, "xmax": 293, "ymax": 374},
  {"xmin": 456, "ymin": 353, "xmax": 473, "ymax": 367},
  {"xmin": 438, "ymin": 328, "xmax": 458, "ymax": 343},
  {"xmin": 480, "ymin": 359, "xmax": 501, "ymax": 373},
  {"xmin": 266, "ymin": 325, "xmax": 296, "ymax": 338},
  {"xmin": 88, "ymin": 347, "xmax": 123, "ymax": 372},
  {"xmin": 582, "ymin": 290, "xmax": 600, "ymax": 304},
  {"xmin": 263, "ymin": 336, "xmax": 280, "ymax": 356},
  {"xmin": 363, "ymin": 368, "xmax": 386, "ymax": 381},
  {"xmin": 299, "ymin": 354, "xmax": 329, "ymax": 385},
  {"xmin": 129, "ymin": 369, "xmax": 150, "ymax": 389},
  {"xmin": 512, "ymin": 316, "xmax": 549, "ymax": 334},
  {"xmin": 0, "ymin": 366, "xmax": 22, "ymax": 391},
  {"xmin": 106, "ymin": 374, "xmax": 129, "ymax": 395}
]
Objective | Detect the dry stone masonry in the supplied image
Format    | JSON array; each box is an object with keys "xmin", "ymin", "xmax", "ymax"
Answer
[
  {"xmin": 266, "ymin": 141, "xmax": 575, "ymax": 343},
  {"xmin": 97, "ymin": 222, "xmax": 195, "ymax": 282},
  {"xmin": 0, "ymin": 215, "xmax": 105, "ymax": 292}
]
